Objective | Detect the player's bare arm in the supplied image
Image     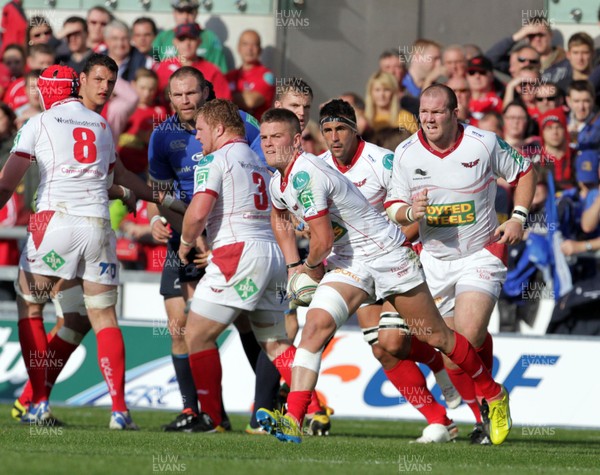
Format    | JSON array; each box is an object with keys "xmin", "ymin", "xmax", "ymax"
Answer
[
  {"xmin": 0, "ymin": 154, "xmax": 31, "ymax": 208},
  {"xmin": 271, "ymin": 206, "xmax": 301, "ymax": 276},
  {"xmin": 302, "ymin": 213, "xmax": 333, "ymax": 281},
  {"xmin": 495, "ymin": 167, "xmax": 537, "ymax": 245},
  {"xmin": 179, "ymin": 192, "xmax": 216, "ymax": 264}
]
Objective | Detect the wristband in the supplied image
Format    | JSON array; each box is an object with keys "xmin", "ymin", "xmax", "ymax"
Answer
[
  {"xmin": 150, "ymin": 215, "xmax": 167, "ymax": 227},
  {"xmin": 119, "ymin": 185, "xmax": 131, "ymax": 200},
  {"xmin": 286, "ymin": 260, "xmax": 302, "ymax": 269},
  {"xmin": 304, "ymin": 260, "xmax": 320, "ymax": 269},
  {"xmin": 180, "ymin": 237, "xmax": 193, "ymax": 247},
  {"xmin": 585, "ymin": 241, "xmax": 593, "ymax": 252},
  {"xmin": 512, "ymin": 206, "xmax": 528, "ymax": 218},
  {"xmin": 511, "ymin": 212, "xmax": 527, "ymax": 224},
  {"xmin": 406, "ymin": 206, "xmax": 415, "ymax": 223}
]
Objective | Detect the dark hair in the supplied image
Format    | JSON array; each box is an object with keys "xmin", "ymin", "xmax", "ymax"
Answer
[
  {"xmin": 379, "ymin": 49, "xmax": 398, "ymax": 61},
  {"xmin": 205, "ymin": 80, "xmax": 216, "ymax": 101},
  {"xmin": 87, "ymin": 5, "xmax": 114, "ymax": 22},
  {"xmin": 420, "ymin": 83, "xmax": 458, "ymax": 111},
  {"xmin": 480, "ymin": 110, "xmax": 504, "ymax": 130},
  {"xmin": 568, "ymin": 80, "xmax": 595, "ymax": 99},
  {"xmin": 64, "ymin": 16, "xmax": 88, "ymax": 33},
  {"xmin": 0, "ymin": 102, "xmax": 17, "ymax": 135},
  {"xmin": 371, "ymin": 126, "xmax": 411, "ymax": 150},
  {"xmin": 82, "ymin": 53, "xmax": 118, "ymax": 75},
  {"xmin": 275, "ymin": 77, "xmax": 313, "ymax": 101},
  {"xmin": 568, "ymin": 32, "xmax": 594, "ymax": 52},
  {"xmin": 169, "ymin": 66, "xmax": 206, "ymax": 89},
  {"xmin": 132, "ymin": 17, "xmax": 157, "ymax": 36},
  {"xmin": 3, "ymin": 44, "xmax": 26, "ymax": 61},
  {"xmin": 25, "ymin": 68, "xmax": 43, "ymax": 82},
  {"xmin": 319, "ymin": 99, "xmax": 357, "ymax": 124},
  {"xmin": 27, "ymin": 16, "xmax": 53, "ymax": 43},
  {"xmin": 28, "ymin": 43, "xmax": 55, "ymax": 58},
  {"xmin": 261, "ymin": 108, "xmax": 301, "ymax": 135}
]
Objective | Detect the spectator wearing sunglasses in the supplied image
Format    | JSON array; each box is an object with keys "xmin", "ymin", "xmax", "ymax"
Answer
[
  {"xmin": 543, "ymin": 32, "xmax": 594, "ymax": 95},
  {"xmin": 534, "ymin": 82, "xmax": 564, "ymax": 115},
  {"xmin": 466, "ymin": 55, "xmax": 503, "ymax": 126},
  {"xmin": 486, "ymin": 15, "xmax": 565, "ymax": 76},
  {"xmin": 508, "ymin": 45, "xmax": 541, "ymax": 78}
]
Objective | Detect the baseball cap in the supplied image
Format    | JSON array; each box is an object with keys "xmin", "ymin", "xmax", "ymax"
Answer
[
  {"xmin": 538, "ymin": 107, "xmax": 567, "ymax": 131},
  {"xmin": 37, "ymin": 65, "xmax": 80, "ymax": 110},
  {"xmin": 575, "ymin": 150, "xmax": 600, "ymax": 185},
  {"xmin": 174, "ymin": 22, "xmax": 201, "ymax": 39},
  {"xmin": 467, "ymin": 55, "xmax": 493, "ymax": 73},
  {"xmin": 171, "ymin": 0, "xmax": 199, "ymax": 9}
]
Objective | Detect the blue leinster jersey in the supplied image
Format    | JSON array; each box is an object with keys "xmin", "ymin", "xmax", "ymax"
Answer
[{"xmin": 148, "ymin": 110, "xmax": 263, "ymax": 205}]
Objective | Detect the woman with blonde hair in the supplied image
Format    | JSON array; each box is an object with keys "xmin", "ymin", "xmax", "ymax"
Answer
[{"xmin": 365, "ymin": 71, "xmax": 417, "ymax": 133}]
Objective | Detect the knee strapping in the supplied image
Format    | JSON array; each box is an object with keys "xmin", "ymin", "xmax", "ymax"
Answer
[
  {"xmin": 53, "ymin": 286, "xmax": 86, "ymax": 315},
  {"xmin": 379, "ymin": 312, "xmax": 410, "ymax": 333},
  {"xmin": 83, "ymin": 289, "xmax": 118, "ymax": 309},
  {"xmin": 250, "ymin": 310, "xmax": 288, "ymax": 342},
  {"xmin": 362, "ymin": 325, "xmax": 379, "ymax": 346},
  {"xmin": 309, "ymin": 285, "xmax": 349, "ymax": 329},
  {"xmin": 13, "ymin": 280, "xmax": 47, "ymax": 305},
  {"xmin": 56, "ymin": 326, "xmax": 84, "ymax": 345},
  {"xmin": 292, "ymin": 347, "xmax": 323, "ymax": 373}
]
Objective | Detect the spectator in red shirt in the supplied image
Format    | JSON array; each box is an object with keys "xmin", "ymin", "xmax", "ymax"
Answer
[
  {"xmin": 25, "ymin": 15, "xmax": 61, "ymax": 53},
  {"xmin": 226, "ymin": 29, "xmax": 274, "ymax": 120},
  {"xmin": 466, "ymin": 55, "xmax": 503, "ymax": 126},
  {"xmin": 154, "ymin": 22, "xmax": 230, "ymax": 104},
  {"xmin": 118, "ymin": 68, "xmax": 167, "ymax": 176},
  {"xmin": 2, "ymin": 44, "xmax": 26, "ymax": 109},
  {"xmin": 0, "ymin": 0, "xmax": 27, "ymax": 56},
  {"xmin": 538, "ymin": 107, "xmax": 574, "ymax": 190}
]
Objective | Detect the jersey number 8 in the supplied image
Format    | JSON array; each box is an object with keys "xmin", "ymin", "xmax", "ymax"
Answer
[{"xmin": 73, "ymin": 127, "xmax": 97, "ymax": 164}]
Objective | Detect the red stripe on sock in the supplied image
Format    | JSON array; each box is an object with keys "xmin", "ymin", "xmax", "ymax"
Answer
[
  {"xmin": 447, "ymin": 332, "xmax": 500, "ymax": 401},
  {"xmin": 189, "ymin": 348, "xmax": 222, "ymax": 426},
  {"xmin": 18, "ymin": 318, "xmax": 48, "ymax": 404},
  {"xmin": 96, "ymin": 327, "xmax": 127, "ymax": 412},
  {"xmin": 385, "ymin": 360, "xmax": 450, "ymax": 425}
]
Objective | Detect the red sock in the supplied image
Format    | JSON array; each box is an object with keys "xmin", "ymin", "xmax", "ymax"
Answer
[
  {"xmin": 445, "ymin": 366, "xmax": 481, "ymax": 422},
  {"xmin": 446, "ymin": 332, "xmax": 500, "ymax": 401},
  {"xmin": 385, "ymin": 360, "xmax": 451, "ymax": 426},
  {"xmin": 45, "ymin": 335, "xmax": 78, "ymax": 397},
  {"xmin": 96, "ymin": 327, "xmax": 127, "ymax": 412},
  {"xmin": 474, "ymin": 333, "xmax": 494, "ymax": 402},
  {"xmin": 18, "ymin": 331, "xmax": 53, "ymax": 406},
  {"xmin": 273, "ymin": 346, "xmax": 323, "ymax": 415},
  {"xmin": 286, "ymin": 390, "xmax": 312, "ymax": 425},
  {"xmin": 18, "ymin": 318, "xmax": 48, "ymax": 404},
  {"xmin": 407, "ymin": 335, "xmax": 444, "ymax": 373},
  {"xmin": 189, "ymin": 348, "xmax": 222, "ymax": 426}
]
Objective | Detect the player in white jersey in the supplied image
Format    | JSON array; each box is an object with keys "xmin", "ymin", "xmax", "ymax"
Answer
[
  {"xmin": 318, "ymin": 99, "xmax": 460, "ymax": 443},
  {"xmin": 177, "ymin": 99, "xmax": 325, "ymax": 432},
  {"xmin": 256, "ymin": 108, "xmax": 511, "ymax": 445},
  {"xmin": 386, "ymin": 84, "xmax": 535, "ymax": 444},
  {"xmin": 0, "ymin": 65, "xmax": 136, "ymax": 429}
]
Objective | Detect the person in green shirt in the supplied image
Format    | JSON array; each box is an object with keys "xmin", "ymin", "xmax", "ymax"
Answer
[{"xmin": 152, "ymin": 0, "xmax": 227, "ymax": 73}]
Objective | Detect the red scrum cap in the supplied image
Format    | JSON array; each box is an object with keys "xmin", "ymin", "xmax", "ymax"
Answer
[{"xmin": 37, "ymin": 65, "xmax": 80, "ymax": 110}]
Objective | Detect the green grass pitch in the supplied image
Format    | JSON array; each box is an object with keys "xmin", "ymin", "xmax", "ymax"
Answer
[{"xmin": 1, "ymin": 404, "xmax": 599, "ymax": 475}]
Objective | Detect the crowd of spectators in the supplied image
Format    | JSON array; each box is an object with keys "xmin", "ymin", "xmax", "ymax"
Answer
[{"xmin": 0, "ymin": 1, "xmax": 598, "ymax": 332}]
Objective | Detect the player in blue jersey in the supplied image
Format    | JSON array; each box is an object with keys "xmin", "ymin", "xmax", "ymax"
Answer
[{"xmin": 149, "ymin": 66, "xmax": 264, "ymax": 431}]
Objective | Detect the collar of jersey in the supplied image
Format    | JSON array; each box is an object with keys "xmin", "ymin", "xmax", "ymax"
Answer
[
  {"xmin": 417, "ymin": 123, "xmax": 465, "ymax": 159},
  {"xmin": 281, "ymin": 150, "xmax": 304, "ymax": 192}
]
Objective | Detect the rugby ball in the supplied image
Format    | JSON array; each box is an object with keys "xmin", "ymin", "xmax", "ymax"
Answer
[{"xmin": 287, "ymin": 272, "xmax": 319, "ymax": 306}]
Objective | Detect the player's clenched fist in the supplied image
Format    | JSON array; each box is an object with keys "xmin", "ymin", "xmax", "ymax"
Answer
[{"xmin": 412, "ymin": 188, "xmax": 429, "ymax": 221}]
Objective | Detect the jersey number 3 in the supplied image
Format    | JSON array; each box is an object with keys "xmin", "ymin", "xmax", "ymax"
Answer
[
  {"xmin": 252, "ymin": 172, "xmax": 268, "ymax": 210},
  {"xmin": 73, "ymin": 127, "xmax": 97, "ymax": 164}
]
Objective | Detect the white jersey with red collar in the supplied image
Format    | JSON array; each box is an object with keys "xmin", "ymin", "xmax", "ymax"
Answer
[
  {"xmin": 320, "ymin": 139, "xmax": 394, "ymax": 215},
  {"xmin": 270, "ymin": 151, "xmax": 405, "ymax": 259},
  {"xmin": 386, "ymin": 124, "xmax": 532, "ymax": 260},
  {"xmin": 192, "ymin": 140, "xmax": 274, "ymax": 249},
  {"xmin": 10, "ymin": 100, "xmax": 115, "ymax": 220}
]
